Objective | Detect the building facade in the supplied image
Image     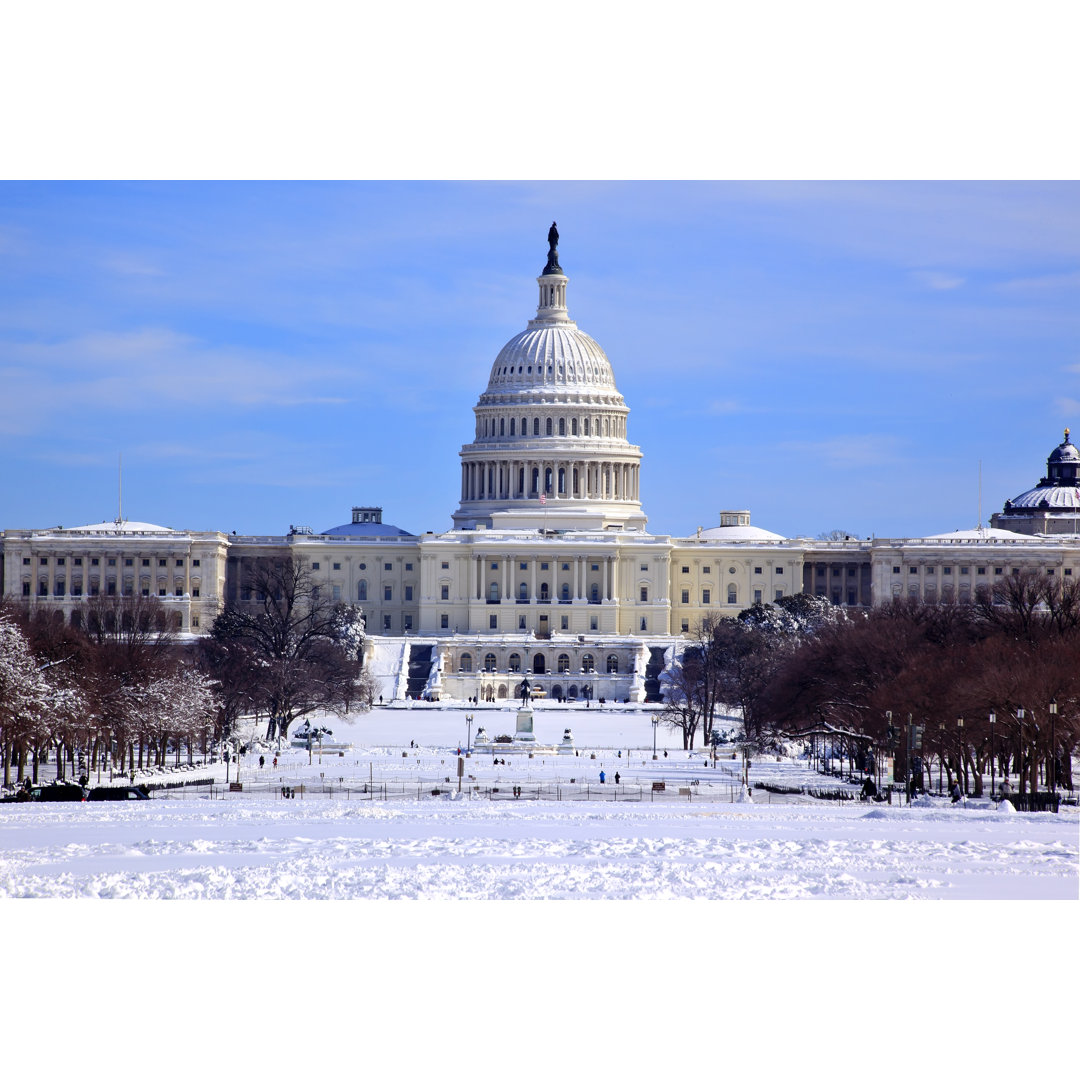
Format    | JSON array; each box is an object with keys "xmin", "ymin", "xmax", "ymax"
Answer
[{"xmin": 4, "ymin": 228, "xmax": 1079, "ymax": 700}]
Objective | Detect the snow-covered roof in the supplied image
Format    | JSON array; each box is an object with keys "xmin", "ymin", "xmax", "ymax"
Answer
[
  {"xmin": 51, "ymin": 519, "xmax": 175, "ymax": 534},
  {"xmin": 922, "ymin": 525, "xmax": 1038, "ymax": 542},
  {"xmin": 321, "ymin": 521, "xmax": 415, "ymax": 538},
  {"xmin": 1004, "ymin": 485, "xmax": 1080, "ymax": 510},
  {"xmin": 694, "ymin": 524, "xmax": 787, "ymax": 542}
]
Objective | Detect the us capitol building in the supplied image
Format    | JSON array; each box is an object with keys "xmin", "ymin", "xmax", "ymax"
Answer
[{"xmin": 4, "ymin": 227, "xmax": 1080, "ymax": 702}]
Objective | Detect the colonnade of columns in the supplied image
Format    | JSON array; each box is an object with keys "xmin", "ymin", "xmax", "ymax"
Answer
[
  {"xmin": 460, "ymin": 458, "xmax": 640, "ymax": 503},
  {"xmin": 465, "ymin": 553, "xmax": 621, "ymax": 603}
]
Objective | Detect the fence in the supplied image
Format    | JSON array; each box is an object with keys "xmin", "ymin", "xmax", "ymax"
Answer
[{"xmin": 150, "ymin": 777, "xmax": 750, "ymax": 804}]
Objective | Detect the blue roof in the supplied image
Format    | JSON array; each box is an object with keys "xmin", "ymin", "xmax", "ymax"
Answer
[{"xmin": 321, "ymin": 521, "xmax": 416, "ymax": 537}]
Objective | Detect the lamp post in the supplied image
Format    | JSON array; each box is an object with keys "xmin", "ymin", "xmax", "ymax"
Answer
[
  {"xmin": 956, "ymin": 717, "xmax": 964, "ymax": 795},
  {"xmin": 938, "ymin": 722, "xmax": 945, "ymax": 794},
  {"xmin": 466, "ymin": 713, "xmax": 474, "ymax": 753},
  {"xmin": 1016, "ymin": 707, "xmax": 1025, "ymax": 796},
  {"xmin": 1049, "ymin": 698, "xmax": 1058, "ymax": 806},
  {"xmin": 989, "ymin": 711, "xmax": 996, "ymax": 798},
  {"xmin": 652, "ymin": 715, "xmax": 659, "ymax": 760}
]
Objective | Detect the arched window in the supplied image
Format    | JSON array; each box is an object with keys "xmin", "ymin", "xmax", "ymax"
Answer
[
  {"xmin": 544, "ymin": 467, "xmax": 553, "ymax": 493},
  {"xmin": 540, "ymin": 582, "xmax": 549, "ymax": 601},
  {"xmin": 607, "ymin": 654, "xmax": 619, "ymax": 673},
  {"xmin": 533, "ymin": 418, "xmax": 540, "ymax": 436},
  {"xmin": 590, "ymin": 584, "xmax": 600, "ymax": 604},
  {"xmin": 728, "ymin": 585, "xmax": 737, "ymax": 605},
  {"xmin": 489, "ymin": 582, "xmax": 499, "ymax": 602},
  {"xmin": 484, "ymin": 652, "xmax": 497, "ymax": 672},
  {"xmin": 558, "ymin": 468, "xmax": 565, "ymax": 494},
  {"xmin": 546, "ymin": 417, "xmax": 553, "ymax": 436},
  {"xmin": 558, "ymin": 417, "xmax": 566, "ymax": 435},
  {"xmin": 519, "ymin": 582, "xmax": 528, "ymax": 601},
  {"xmin": 557, "ymin": 653, "xmax": 570, "ymax": 673},
  {"xmin": 358, "ymin": 580, "xmax": 367, "ymax": 602},
  {"xmin": 584, "ymin": 417, "xmax": 590, "ymax": 436},
  {"xmin": 572, "ymin": 417, "xmax": 578, "ymax": 435},
  {"xmin": 500, "ymin": 417, "xmax": 505, "ymax": 436},
  {"xmin": 561, "ymin": 583, "xmax": 570, "ymax": 602},
  {"xmin": 508, "ymin": 653, "xmax": 521, "ymax": 672},
  {"xmin": 531, "ymin": 467, "xmax": 539, "ymax": 493},
  {"xmin": 460, "ymin": 653, "xmax": 473, "ymax": 673},
  {"xmin": 532, "ymin": 653, "xmax": 546, "ymax": 674},
  {"xmin": 582, "ymin": 653, "xmax": 595, "ymax": 673},
  {"xmin": 510, "ymin": 418, "xmax": 515, "ymax": 436}
]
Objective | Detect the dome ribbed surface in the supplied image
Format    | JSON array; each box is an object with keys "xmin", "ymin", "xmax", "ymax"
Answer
[{"xmin": 487, "ymin": 326, "xmax": 616, "ymax": 392}]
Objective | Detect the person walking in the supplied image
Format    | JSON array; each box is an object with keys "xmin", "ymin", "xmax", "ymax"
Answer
[
  {"xmin": 599, "ymin": 770, "xmax": 606, "ymax": 784},
  {"xmin": 950, "ymin": 780, "xmax": 963, "ymax": 803},
  {"xmin": 614, "ymin": 771, "xmax": 621, "ymax": 784}
]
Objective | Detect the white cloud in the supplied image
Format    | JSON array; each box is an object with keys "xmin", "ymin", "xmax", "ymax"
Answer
[{"xmin": 910, "ymin": 269, "xmax": 965, "ymax": 291}]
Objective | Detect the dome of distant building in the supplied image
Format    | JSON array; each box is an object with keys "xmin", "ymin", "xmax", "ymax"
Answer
[
  {"xmin": 991, "ymin": 428, "xmax": 1080, "ymax": 535},
  {"xmin": 321, "ymin": 506, "xmax": 415, "ymax": 538},
  {"xmin": 60, "ymin": 519, "xmax": 175, "ymax": 534}
]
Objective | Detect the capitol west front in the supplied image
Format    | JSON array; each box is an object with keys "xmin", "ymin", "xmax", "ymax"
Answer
[{"xmin": 4, "ymin": 229, "xmax": 1080, "ymax": 703}]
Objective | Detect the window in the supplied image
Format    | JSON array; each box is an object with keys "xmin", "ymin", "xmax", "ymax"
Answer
[
  {"xmin": 384, "ymin": 586, "xmax": 392, "ymax": 601},
  {"xmin": 546, "ymin": 418, "xmax": 553, "ymax": 436},
  {"xmin": 775, "ymin": 589, "xmax": 783, "ymax": 601},
  {"xmin": 441, "ymin": 614, "xmax": 449, "ymax": 629},
  {"xmin": 333, "ymin": 562, "xmax": 341, "ymax": 571},
  {"xmin": 519, "ymin": 582, "xmax": 528, "ymax": 601},
  {"xmin": 519, "ymin": 616, "xmax": 526, "ymax": 630},
  {"xmin": 754, "ymin": 589, "xmax": 762, "ymax": 603},
  {"xmin": 562, "ymin": 563, "xmax": 570, "ymax": 571},
  {"xmin": 640, "ymin": 563, "xmax": 648, "ymax": 572},
  {"xmin": 754, "ymin": 566, "xmax": 762, "ymax": 575},
  {"xmin": 1067, "ymin": 569, "xmax": 1074, "ymax": 577},
  {"xmin": 74, "ymin": 558, "xmax": 82, "ymax": 566},
  {"xmin": 728, "ymin": 585, "xmax": 737, "ymax": 604},
  {"xmin": 640, "ymin": 617, "xmax": 648, "ymax": 631},
  {"xmin": 192, "ymin": 559, "xmax": 200, "ymax": 567},
  {"xmin": 92, "ymin": 558, "xmax": 99, "ymax": 566},
  {"xmin": 847, "ymin": 589, "xmax": 856, "ymax": 605},
  {"xmin": 125, "ymin": 559, "xmax": 133, "ymax": 567},
  {"xmin": 22, "ymin": 582, "xmax": 30, "ymax": 596},
  {"xmin": 508, "ymin": 653, "xmax": 521, "ymax": 673},
  {"xmin": 560, "ymin": 616, "xmax": 569, "ymax": 630},
  {"xmin": 490, "ymin": 615, "xmax": 498, "ymax": 629},
  {"xmin": 943, "ymin": 566, "xmax": 952, "ymax": 575},
  {"xmin": 703, "ymin": 566, "xmax": 710, "ymax": 574},
  {"xmin": 520, "ymin": 562, "xmax": 527, "ymax": 571},
  {"xmin": 176, "ymin": 559, "xmax": 184, "ymax": 567},
  {"xmin": 775, "ymin": 567, "xmax": 783, "ymax": 575},
  {"xmin": 558, "ymin": 654, "xmax": 570, "ymax": 674},
  {"xmin": 404, "ymin": 586, "xmax": 413, "ymax": 602},
  {"xmin": 333, "ymin": 585, "xmax": 341, "ymax": 601},
  {"xmin": 606, "ymin": 654, "xmax": 619, "ymax": 674},
  {"xmin": 681, "ymin": 566, "xmax": 689, "ymax": 574},
  {"xmin": 384, "ymin": 562, "xmax": 392, "ymax": 571},
  {"xmin": 405, "ymin": 563, "xmax": 413, "ymax": 571},
  {"xmin": 22, "ymin": 557, "xmax": 29, "ymax": 565},
  {"xmin": 977, "ymin": 567, "xmax": 986, "ymax": 575},
  {"xmin": 484, "ymin": 653, "xmax": 496, "ymax": 672},
  {"xmin": 158, "ymin": 588, "xmax": 166, "ymax": 596},
  {"xmin": 460, "ymin": 653, "xmax": 473, "ymax": 673},
  {"xmin": 926, "ymin": 566, "xmax": 935, "ymax": 575},
  {"xmin": 681, "ymin": 590, "xmax": 690, "ymax": 604},
  {"xmin": 590, "ymin": 585, "xmax": 599, "ymax": 603},
  {"xmin": 582, "ymin": 654, "xmax": 595, "ymax": 673},
  {"xmin": 640, "ymin": 587, "xmax": 648, "ymax": 602},
  {"xmin": 158, "ymin": 559, "xmax": 167, "ymax": 567},
  {"xmin": 312, "ymin": 562, "xmax": 320, "ymax": 571},
  {"xmin": 358, "ymin": 581, "xmax": 367, "ymax": 601},
  {"xmin": 590, "ymin": 616, "xmax": 598, "ymax": 630},
  {"xmin": 192, "ymin": 588, "xmax": 200, "ymax": 598},
  {"xmin": 142, "ymin": 559, "xmax": 150, "ymax": 567},
  {"xmin": 561, "ymin": 583, "xmax": 570, "ymax": 602},
  {"xmin": 681, "ymin": 619, "xmax": 689, "ymax": 632},
  {"xmin": 995, "ymin": 568, "xmax": 1003, "ymax": 576},
  {"xmin": 441, "ymin": 585, "xmax": 450, "ymax": 600},
  {"xmin": 702, "ymin": 589, "xmax": 711, "ymax": 604},
  {"xmin": 910, "ymin": 567, "xmax": 918, "ymax": 574},
  {"xmin": 442, "ymin": 562, "xmax": 449, "ymax": 570},
  {"xmin": 383, "ymin": 615, "xmax": 391, "ymax": 630},
  {"xmin": 40, "ymin": 557, "xmax": 48, "ymax": 566},
  {"xmin": 893, "ymin": 566, "xmax": 901, "ymax": 574},
  {"xmin": 591, "ymin": 563, "xmax": 599, "ymax": 571}
]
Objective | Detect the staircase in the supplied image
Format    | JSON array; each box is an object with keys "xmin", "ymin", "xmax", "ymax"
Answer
[
  {"xmin": 406, "ymin": 644, "xmax": 436, "ymax": 698},
  {"xmin": 643, "ymin": 646, "xmax": 667, "ymax": 702}
]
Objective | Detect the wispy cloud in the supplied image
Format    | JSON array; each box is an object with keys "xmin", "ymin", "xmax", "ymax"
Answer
[
  {"xmin": 910, "ymin": 269, "xmax": 965, "ymax": 291},
  {"xmin": 776, "ymin": 434, "xmax": 905, "ymax": 468}
]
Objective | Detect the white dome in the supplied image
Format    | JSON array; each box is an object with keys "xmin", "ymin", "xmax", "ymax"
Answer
[
  {"xmin": 696, "ymin": 524, "xmax": 786, "ymax": 542},
  {"xmin": 486, "ymin": 325, "xmax": 617, "ymax": 392}
]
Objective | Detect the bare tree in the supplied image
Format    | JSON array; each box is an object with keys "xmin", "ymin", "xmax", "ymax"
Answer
[{"xmin": 210, "ymin": 557, "xmax": 372, "ymax": 740}]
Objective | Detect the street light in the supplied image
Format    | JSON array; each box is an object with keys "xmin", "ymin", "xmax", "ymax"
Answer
[
  {"xmin": 1016, "ymin": 707, "xmax": 1025, "ymax": 797},
  {"xmin": 989, "ymin": 711, "xmax": 996, "ymax": 798},
  {"xmin": 957, "ymin": 717, "xmax": 964, "ymax": 795},
  {"xmin": 652, "ymin": 715, "xmax": 659, "ymax": 760},
  {"xmin": 1049, "ymin": 698, "xmax": 1058, "ymax": 807},
  {"xmin": 466, "ymin": 713, "xmax": 474, "ymax": 753}
]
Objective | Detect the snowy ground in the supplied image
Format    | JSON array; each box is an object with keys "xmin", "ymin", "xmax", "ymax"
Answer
[{"xmin": 2, "ymin": 703, "xmax": 1076, "ymax": 900}]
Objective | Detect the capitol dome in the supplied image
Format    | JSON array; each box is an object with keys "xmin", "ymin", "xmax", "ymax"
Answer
[{"xmin": 452, "ymin": 225, "xmax": 645, "ymax": 531}]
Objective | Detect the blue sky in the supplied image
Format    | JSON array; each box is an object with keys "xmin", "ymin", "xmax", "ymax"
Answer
[{"xmin": 2, "ymin": 180, "xmax": 1078, "ymax": 540}]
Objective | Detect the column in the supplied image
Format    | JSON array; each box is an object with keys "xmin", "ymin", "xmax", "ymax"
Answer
[{"xmin": 530, "ymin": 558, "xmax": 537, "ymax": 601}]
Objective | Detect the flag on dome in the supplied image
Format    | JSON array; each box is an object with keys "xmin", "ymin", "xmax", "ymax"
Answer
[{"xmin": 540, "ymin": 494, "xmax": 546, "ymax": 504}]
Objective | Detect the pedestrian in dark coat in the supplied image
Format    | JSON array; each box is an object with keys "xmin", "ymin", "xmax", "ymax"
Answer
[{"xmin": 950, "ymin": 781, "xmax": 962, "ymax": 803}]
